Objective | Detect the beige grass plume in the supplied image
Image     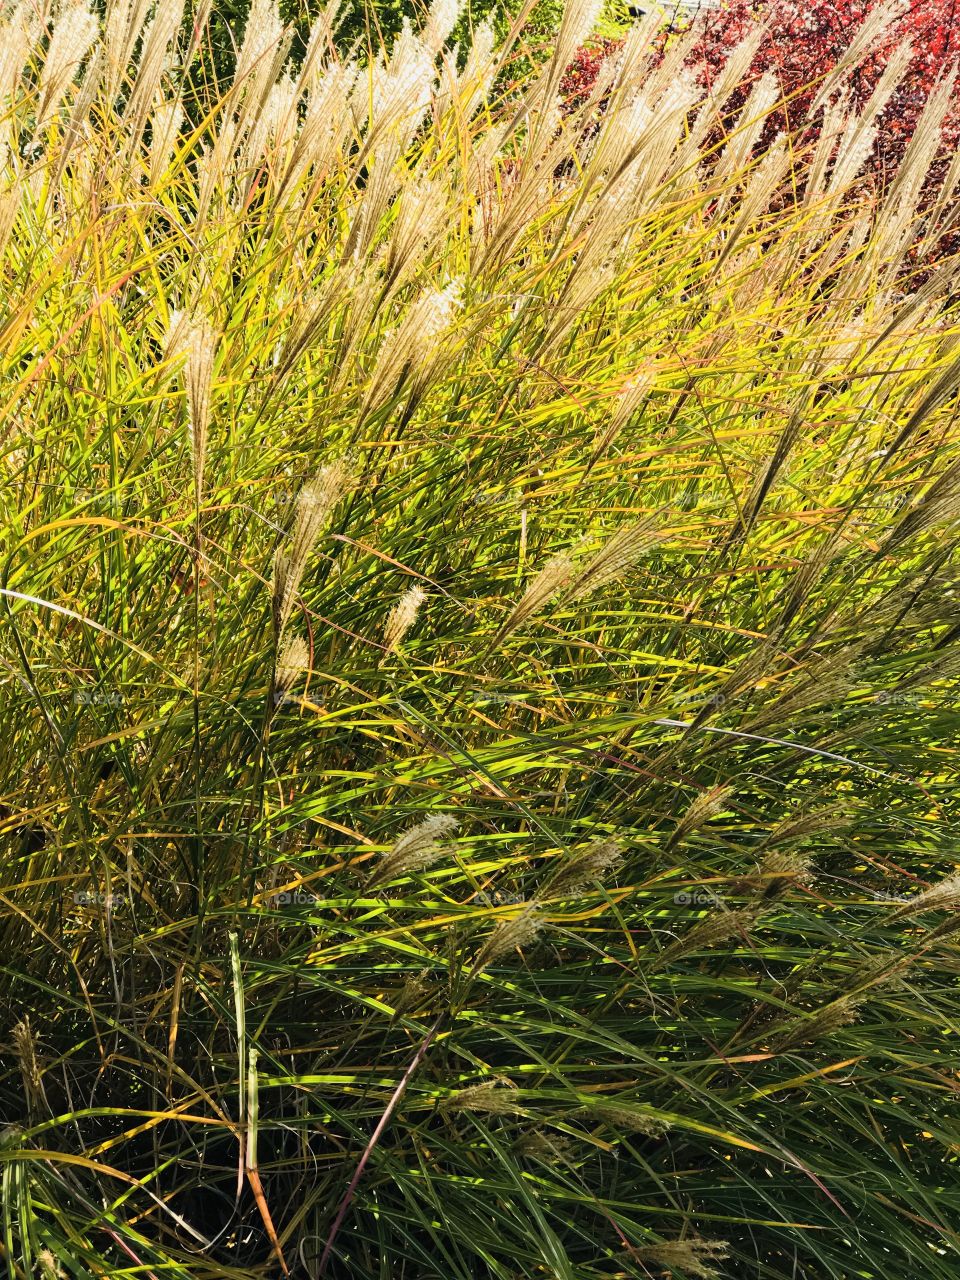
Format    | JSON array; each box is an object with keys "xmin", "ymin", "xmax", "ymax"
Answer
[
  {"xmin": 368, "ymin": 813, "xmax": 459, "ymax": 887},
  {"xmin": 763, "ymin": 809, "xmax": 846, "ymax": 848},
  {"xmin": 549, "ymin": 838, "xmax": 624, "ymax": 898},
  {"xmin": 890, "ymin": 872, "xmax": 960, "ymax": 920},
  {"xmin": 274, "ymin": 634, "xmax": 310, "ymax": 700},
  {"xmin": 382, "ymin": 173, "xmax": 448, "ymax": 291},
  {"xmin": 591, "ymin": 369, "xmax": 655, "ymax": 465},
  {"xmin": 241, "ymin": 74, "xmax": 299, "ymax": 176},
  {"xmin": 104, "ymin": 0, "xmax": 151, "ymax": 100},
  {"xmin": 561, "ymin": 518, "xmax": 665, "ymax": 605},
  {"xmin": 235, "ymin": 0, "xmax": 285, "ymax": 94},
  {"xmin": 36, "ymin": 1251, "xmax": 65, "ymax": 1280},
  {"xmin": 34, "ymin": 0, "xmax": 98, "ymax": 138},
  {"xmin": 656, "ymin": 907, "xmax": 756, "ymax": 967},
  {"xmin": 272, "ymin": 462, "xmax": 351, "ymax": 636},
  {"xmin": 636, "ymin": 1238, "xmax": 729, "ymax": 1280},
  {"xmin": 363, "ymin": 19, "xmax": 435, "ymax": 145},
  {"xmin": 360, "ymin": 279, "xmax": 463, "ymax": 420},
  {"xmin": 424, "ymin": 0, "xmax": 461, "ymax": 55},
  {"xmin": 881, "ymin": 457, "xmax": 960, "ymax": 553},
  {"xmin": 472, "ymin": 901, "xmax": 543, "ymax": 972},
  {"xmin": 163, "ymin": 310, "xmax": 217, "ymax": 502},
  {"xmin": 666, "ymin": 784, "xmax": 734, "ymax": 851},
  {"xmin": 442, "ymin": 1077, "xmax": 523, "ymax": 1117},
  {"xmin": 577, "ymin": 1101, "xmax": 672, "ymax": 1138},
  {"xmin": 774, "ymin": 992, "xmax": 867, "ymax": 1049},
  {"xmin": 515, "ymin": 1130, "xmax": 577, "ymax": 1164},
  {"xmin": 492, "ymin": 552, "xmax": 574, "ymax": 646},
  {"xmin": 753, "ymin": 850, "xmax": 815, "ymax": 900},
  {"xmin": 122, "ymin": 0, "xmax": 186, "ymax": 148},
  {"xmin": 382, "ymin": 584, "xmax": 426, "ymax": 653},
  {"xmin": 0, "ymin": 3, "xmax": 41, "ymax": 152},
  {"xmin": 12, "ymin": 1016, "xmax": 46, "ymax": 1118},
  {"xmin": 457, "ymin": 14, "xmax": 496, "ymax": 118},
  {"xmin": 148, "ymin": 98, "xmax": 183, "ymax": 185}
]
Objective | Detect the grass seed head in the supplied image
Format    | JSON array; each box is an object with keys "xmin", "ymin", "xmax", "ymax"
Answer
[
  {"xmin": 12, "ymin": 1017, "xmax": 40, "ymax": 1093},
  {"xmin": 443, "ymin": 1077, "xmax": 522, "ymax": 1116},
  {"xmin": 776, "ymin": 993, "xmax": 867, "ymax": 1048},
  {"xmin": 669, "ymin": 784, "xmax": 734, "ymax": 848},
  {"xmin": 550, "ymin": 837, "xmax": 624, "ymax": 897},
  {"xmin": 273, "ymin": 462, "xmax": 351, "ymax": 635},
  {"xmin": 515, "ymin": 1130, "xmax": 578, "ymax": 1163},
  {"xmin": 36, "ymin": 1250, "xmax": 65, "ymax": 1280},
  {"xmin": 369, "ymin": 813, "xmax": 459, "ymax": 886},
  {"xmin": 580, "ymin": 1102, "xmax": 672, "ymax": 1138},
  {"xmin": 660, "ymin": 908, "xmax": 755, "ymax": 965},
  {"xmin": 35, "ymin": 0, "xmax": 98, "ymax": 136},
  {"xmin": 636, "ymin": 1238, "xmax": 729, "ymax": 1279},
  {"xmin": 495, "ymin": 553, "xmax": 575, "ymax": 643},
  {"xmin": 275, "ymin": 634, "xmax": 310, "ymax": 696},
  {"xmin": 473, "ymin": 901, "xmax": 543, "ymax": 970},
  {"xmin": 893, "ymin": 872, "xmax": 960, "ymax": 918},
  {"xmin": 383, "ymin": 584, "xmax": 427, "ymax": 652},
  {"xmin": 562, "ymin": 518, "xmax": 665, "ymax": 604}
]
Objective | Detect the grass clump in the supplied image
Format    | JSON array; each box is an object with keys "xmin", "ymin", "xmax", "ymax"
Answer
[{"xmin": 1, "ymin": 0, "xmax": 960, "ymax": 1277}]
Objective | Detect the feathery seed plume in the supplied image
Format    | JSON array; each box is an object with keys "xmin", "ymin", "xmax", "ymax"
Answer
[
  {"xmin": 579, "ymin": 1102, "xmax": 671, "ymax": 1138},
  {"xmin": 755, "ymin": 850, "xmax": 815, "ymax": 899},
  {"xmin": 163, "ymin": 309, "xmax": 190, "ymax": 368},
  {"xmin": 667, "ymin": 784, "xmax": 734, "ymax": 850},
  {"xmin": 394, "ymin": 969, "xmax": 436, "ymax": 1014},
  {"xmin": 775, "ymin": 992, "xmax": 866, "ymax": 1049},
  {"xmin": 184, "ymin": 318, "xmax": 217, "ymax": 503},
  {"xmin": 242, "ymin": 75, "xmax": 299, "ymax": 171},
  {"xmin": 562, "ymin": 518, "xmax": 664, "ymax": 604},
  {"xmin": 12, "ymin": 1017, "xmax": 40, "ymax": 1094},
  {"xmin": 592, "ymin": 369, "xmax": 654, "ymax": 462},
  {"xmin": 424, "ymin": 0, "xmax": 461, "ymax": 53},
  {"xmin": 272, "ymin": 462, "xmax": 351, "ymax": 635},
  {"xmin": 235, "ymin": 0, "xmax": 284, "ymax": 89},
  {"xmin": 891, "ymin": 872, "xmax": 960, "ymax": 919},
  {"xmin": 365, "ymin": 20, "xmax": 435, "ymax": 142},
  {"xmin": 36, "ymin": 1250, "xmax": 65, "ymax": 1280},
  {"xmin": 493, "ymin": 553, "xmax": 574, "ymax": 645},
  {"xmin": 368, "ymin": 813, "xmax": 459, "ymax": 887},
  {"xmin": 34, "ymin": 0, "xmax": 98, "ymax": 136},
  {"xmin": 636, "ymin": 1238, "xmax": 729, "ymax": 1280},
  {"xmin": 549, "ymin": 838, "xmax": 624, "ymax": 897},
  {"xmin": 361, "ymin": 279, "xmax": 463, "ymax": 419},
  {"xmin": 881, "ymin": 457, "xmax": 960, "ymax": 553},
  {"xmin": 763, "ymin": 810, "xmax": 846, "ymax": 847},
  {"xmin": 148, "ymin": 98, "xmax": 184, "ymax": 185},
  {"xmin": 472, "ymin": 901, "xmax": 543, "ymax": 971},
  {"xmin": 1, "ymin": 4, "xmax": 40, "ymax": 151},
  {"xmin": 274, "ymin": 634, "xmax": 310, "ymax": 697},
  {"xmin": 516, "ymin": 1130, "xmax": 577, "ymax": 1163},
  {"xmin": 122, "ymin": 0, "xmax": 186, "ymax": 147},
  {"xmin": 442, "ymin": 1077, "xmax": 523, "ymax": 1116},
  {"xmin": 551, "ymin": 0, "xmax": 605, "ymax": 90},
  {"xmin": 458, "ymin": 14, "xmax": 496, "ymax": 116},
  {"xmin": 384, "ymin": 173, "xmax": 447, "ymax": 288},
  {"xmin": 657, "ymin": 908, "xmax": 755, "ymax": 966},
  {"xmin": 383, "ymin": 585, "xmax": 426, "ymax": 652},
  {"xmin": 162, "ymin": 310, "xmax": 217, "ymax": 501}
]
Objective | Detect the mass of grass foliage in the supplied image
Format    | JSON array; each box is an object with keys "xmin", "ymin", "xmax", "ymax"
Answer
[{"xmin": 2, "ymin": 0, "xmax": 960, "ymax": 1276}]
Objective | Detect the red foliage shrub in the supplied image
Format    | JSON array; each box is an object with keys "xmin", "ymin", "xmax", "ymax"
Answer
[
  {"xmin": 692, "ymin": 0, "xmax": 960, "ymax": 188},
  {"xmin": 560, "ymin": 36, "xmax": 625, "ymax": 110},
  {"xmin": 563, "ymin": 0, "xmax": 960, "ymax": 206}
]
